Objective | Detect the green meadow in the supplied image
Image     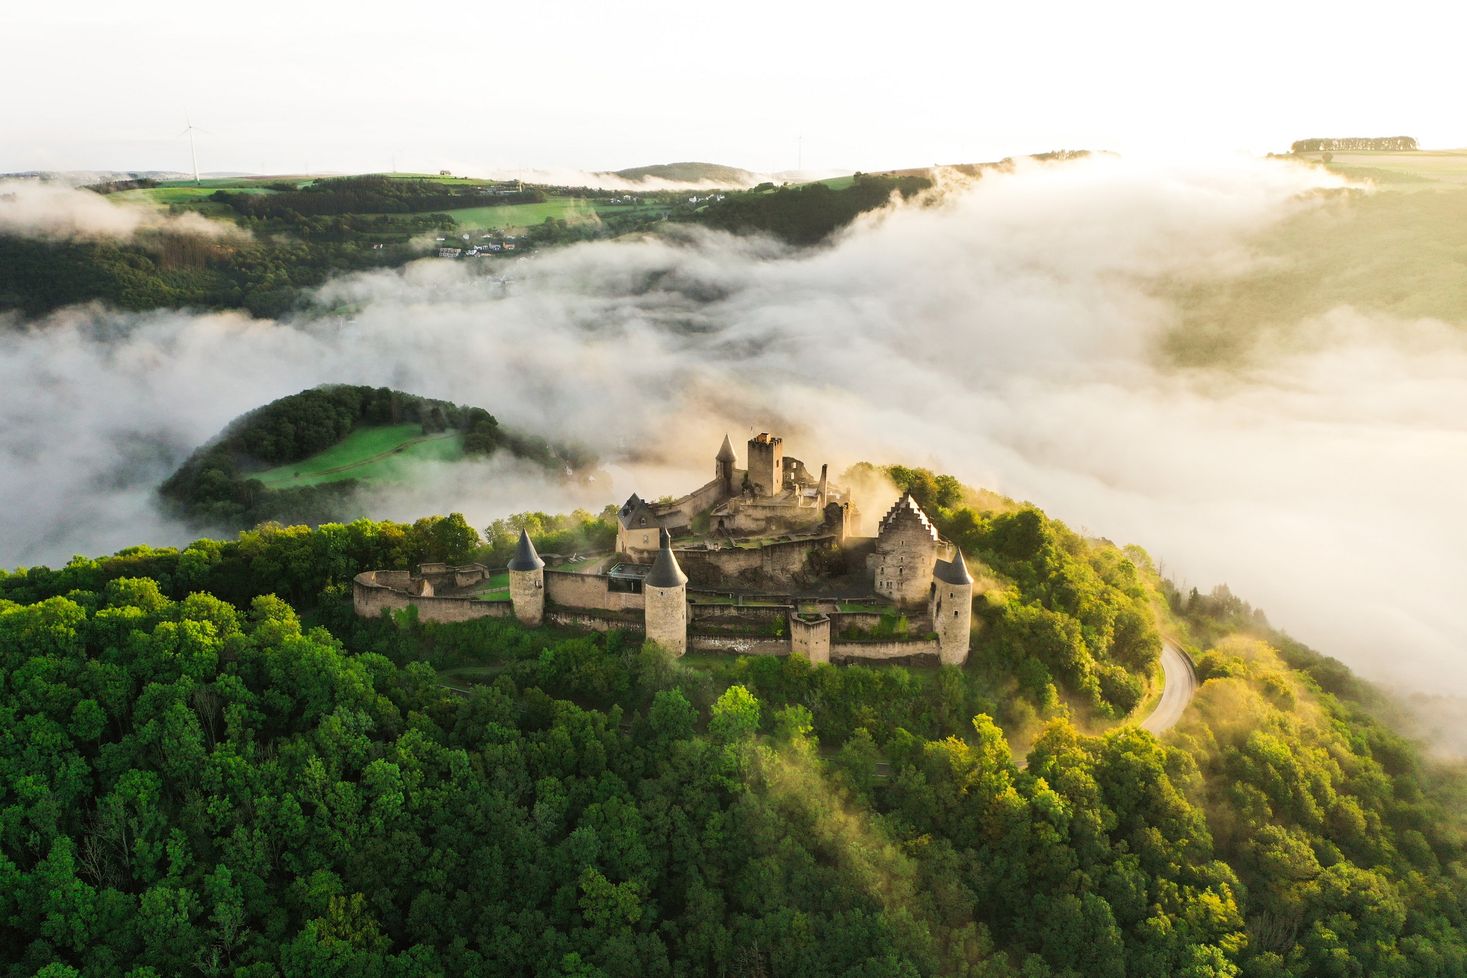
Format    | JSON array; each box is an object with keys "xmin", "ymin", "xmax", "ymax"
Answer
[{"xmin": 252, "ymin": 424, "xmax": 464, "ymax": 489}]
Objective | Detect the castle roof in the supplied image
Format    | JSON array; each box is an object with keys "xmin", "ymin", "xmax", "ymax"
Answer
[
  {"xmin": 646, "ymin": 528, "xmax": 688, "ymax": 588},
  {"xmin": 507, "ymin": 529, "xmax": 545, "ymax": 571},
  {"xmin": 716, "ymin": 434, "xmax": 736, "ymax": 463},
  {"xmin": 617, "ymin": 493, "xmax": 661, "ymax": 530},
  {"xmin": 878, "ymin": 492, "xmax": 938, "ymax": 542},
  {"xmin": 934, "ymin": 548, "xmax": 973, "ymax": 586}
]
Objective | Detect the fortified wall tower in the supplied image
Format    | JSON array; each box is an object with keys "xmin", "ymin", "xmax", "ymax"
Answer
[
  {"xmin": 508, "ymin": 529, "xmax": 545, "ymax": 626},
  {"xmin": 931, "ymin": 549, "xmax": 974, "ymax": 665},
  {"xmin": 644, "ymin": 528, "xmax": 689, "ymax": 655},
  {"xmin": 746, "ymin": 433, "xmax": 783, "ymax": 497}
]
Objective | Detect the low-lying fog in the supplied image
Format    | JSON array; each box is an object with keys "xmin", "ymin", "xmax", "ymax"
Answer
[{"xmin": 3, "ymin": 154, "xmax": 1464, "ymax": 699}]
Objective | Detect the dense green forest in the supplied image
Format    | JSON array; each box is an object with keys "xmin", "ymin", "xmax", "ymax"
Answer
[
  {"xmin": 692, "ymin": 173, "xmax": 934, "ymax": 245},
  {"xmin": 0, "ymin": 221, "xmax": 447, "ymax": 319},
  {"xmin": 160, "ymin": 386, "xmax": 575, "ymax": 531},
  {"xmin": 2, "ymin": 477, "xmax": 1462, "ymax": 977}
]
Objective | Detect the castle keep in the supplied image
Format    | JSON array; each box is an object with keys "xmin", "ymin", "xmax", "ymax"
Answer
[{"xmin": 355, "ymin": 433, "xmax": 974, "ymax": 665}]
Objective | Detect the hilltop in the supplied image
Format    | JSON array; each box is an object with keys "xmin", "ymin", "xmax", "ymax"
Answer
[
  {"xmin": 2, "ymin": 464, "xmax": 1464, "ymax": 976},
  {"xmin": 610, "ymin": 161, "xmax": 759, "ymax": 185},
  {"xmin": 160, "ymin": 384, "xmax": 583, "ymax": 529}
]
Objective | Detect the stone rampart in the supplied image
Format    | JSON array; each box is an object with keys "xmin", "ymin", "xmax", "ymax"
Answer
[
  {"xmin": 688, "ymin": 635, "xmax": 789, "ymax": 656},
  {"xmin": 545, "ymin": 570, "xmax": 644, "ymax": 611},
  {"xmin": 675, "ymin": 536, "xmax": 833, "ymax": 588},
  {"xmin": 831, "ymin": 638, "xmax": 941, "ymax": 662},
  {"xmin": 353, "ymin": 571, "xmax": 512, "ymax": 624},
  {"xmin": 547, "ymin": 610, "xmax": 645, "ymax": 633}
]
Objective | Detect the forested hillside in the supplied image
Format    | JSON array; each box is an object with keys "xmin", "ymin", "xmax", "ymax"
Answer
[
  {"xmin": 2, "ymin": 485, "xmax": 1462, "ymax": 977},
  {"xmin": 160, "ymin": 385, "xmax": 576, "ymax": 531}
]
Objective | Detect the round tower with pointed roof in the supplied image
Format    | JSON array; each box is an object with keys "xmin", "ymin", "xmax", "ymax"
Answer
[
  {"xmin": 508, "ymin": 529, "xmax": 545, "ymax": 626},
  {"xmin": 715, "ymin": 434, "xmax": 737, "ymax": 497},
  {"xmin": 930, "ymin": 546, "xmax": 973, "ymax": 666},
  {"xmin": 644, "ymin": 528, "xmax": 688, "ymax": 655}
]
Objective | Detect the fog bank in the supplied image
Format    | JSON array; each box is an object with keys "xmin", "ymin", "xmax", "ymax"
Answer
[{"xmin": 2, "ymin": 153, "xmax": 1463, "ymax": 697}]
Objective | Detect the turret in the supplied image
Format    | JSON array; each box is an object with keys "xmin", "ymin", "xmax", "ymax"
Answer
[
  {"xmin": 508, "ymin": 529, "xmax": 545, "ymax": 626},
  {"xmin": 716, "ymin": 434, "xmax": 737, "ymax": 496},
  {"xmin": 930, "ymin": 547, "xmax": 973, "ymax": 666},
  {"xmin": 643, "ymin": 528, "xmax": 688, "ymax": 655}
]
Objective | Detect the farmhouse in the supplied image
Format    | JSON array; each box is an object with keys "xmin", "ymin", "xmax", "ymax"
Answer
[{"xmin": 355, "ymin": 432, "xmax": 975, "ymax": 665}]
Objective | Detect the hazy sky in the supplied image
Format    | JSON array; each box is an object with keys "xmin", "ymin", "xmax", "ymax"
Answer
[{"xmin": 4, "ymin": 0, "xmax": 1463, "ymax": 175}]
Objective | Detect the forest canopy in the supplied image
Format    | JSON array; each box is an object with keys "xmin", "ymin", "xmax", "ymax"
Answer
[{"xmin": 3, "ymin": 478, "xmax": 1461, "ymax": 977}]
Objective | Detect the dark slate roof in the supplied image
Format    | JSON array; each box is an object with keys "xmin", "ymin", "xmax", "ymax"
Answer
[
  {"xmin": 933, "ymin": 548, "xmax": 973, "ymax": 586},
  {"xmin": 716, "ymin": 434, "xmax": 736, "ymax": 462},
  {"xmin": 617, "ymin": 493, "xmax": 661, "ymax": 530},
  {"xmin": 646, "ymin": 528, "xmax": 688, "ymax": 587},
  {"xmin": 507, "ymin": 529, "xmax": 545, "ymax": 571}
]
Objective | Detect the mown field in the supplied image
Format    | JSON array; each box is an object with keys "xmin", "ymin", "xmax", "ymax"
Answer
[
  {"xmin": 252, "ymin": 423, "xmax": 464, "ymax": 488},
  {"xmin": 1163, "ymin": 148, "xmax": 1467, "ymax": 365}
]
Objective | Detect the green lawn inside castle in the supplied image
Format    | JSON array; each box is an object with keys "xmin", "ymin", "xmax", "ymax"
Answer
[{"xmin": 354, "ymin": 434, "xmax": 1133, "ymax": 708}]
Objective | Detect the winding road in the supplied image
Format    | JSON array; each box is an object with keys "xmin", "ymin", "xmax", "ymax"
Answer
[{"xmin": 1140, "ymin": 640, "xmax": 1198, "ymax": 734}]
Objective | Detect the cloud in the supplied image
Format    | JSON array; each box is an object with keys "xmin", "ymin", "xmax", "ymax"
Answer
[
  {"xmin": 0, "ymin": 179, "xmax": 240, "ymax": 241},
  {"xmin": 3, "ymin": 153, "xmax": 1463, "ymax": 703}
]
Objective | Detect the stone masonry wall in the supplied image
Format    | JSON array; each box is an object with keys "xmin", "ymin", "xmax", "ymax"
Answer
[
  {"xmin": 353, "ymin": 571, "xmax": 512, "ymax": 624},
  {"xmin": 675, "ymin": 536, "xmax": 833, "ymax": 588},
  {"xmin": 831, "ymin": 638, "xmax": 941, "ymax": 662},
  {"xmin": 545, "ymin": 570, "xmax": 644, "ymax": 612}
]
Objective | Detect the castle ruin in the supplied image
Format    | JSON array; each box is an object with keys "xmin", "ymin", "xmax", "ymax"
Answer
[{"xmin": 355, "ymin": 433, "xmax": 974, "ymax": 665}]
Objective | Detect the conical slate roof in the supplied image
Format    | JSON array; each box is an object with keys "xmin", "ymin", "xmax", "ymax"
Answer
[
  {"xmin": 507, "ymin": 529, "xmax": 545, "ymax": 571},
  {"xmin": 934, "ymin": 548, "xmax": 973, "ymax": 586},
  {"xmin": 646, "ymin": 528, "xmax": 688, "ymax": 587},
  {"xmin": 716, "ymin": 434, "xmax": 737, "ymax": 462}
]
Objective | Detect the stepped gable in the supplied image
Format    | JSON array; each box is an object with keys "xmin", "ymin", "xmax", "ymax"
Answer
[
  {"xmin": 878, "ymin": 491, "xmax": 938, "ymax": 542},
  {"xmin": 646, "ymin": 528, "xmax": 688, "ymax": 587},
  {"xmin": 934, "ymin": 548, "xmax": 973, "ymax": 586},
  {"xmin": 507, "ymin": 529, "xmax": 545, "ymax": 571}
]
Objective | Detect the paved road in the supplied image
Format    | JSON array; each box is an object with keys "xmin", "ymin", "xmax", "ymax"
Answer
[{"xmin": 1141, "ymin": 640, "xmax": 1197, "ymax": 734}]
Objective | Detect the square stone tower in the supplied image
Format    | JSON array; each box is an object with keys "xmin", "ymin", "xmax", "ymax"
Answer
[
  {"xmin": 746, "ymin": 433, "xmax": 783, "ymax": 497},
  {"xmin": 872, "ymin": 492, "xmax": 940, "ymax": 606}
]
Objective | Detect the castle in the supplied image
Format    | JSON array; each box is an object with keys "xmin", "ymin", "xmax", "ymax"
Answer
[{"xmin": 355, "ymin": 433, "xmax": 974, "ymax": 665}]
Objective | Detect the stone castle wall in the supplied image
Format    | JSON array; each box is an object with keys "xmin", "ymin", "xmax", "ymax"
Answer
[
  {"xmin": 832, "ymin": 638, "xmax": 941, "ymax": 661},
  {"xmin": 545, "ymin": 570, "xmax": 644, "ymax": 611},
  {"xmin": 547, "ymin": 610, "xmax": 645, "ymax": 633},
  {"xmin": 675, "ymin": 536, "xmax": 834, "ymax": 588},
  {"xmin": 353, "ymin": 571, "xmax": 512, "ymax": 624}
]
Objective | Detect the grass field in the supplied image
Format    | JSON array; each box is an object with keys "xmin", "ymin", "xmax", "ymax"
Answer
[
  {"xmin": 1300, "ymin": 149, "xmax": 1467, "ymax": 188},
  {"xmin": 252, "ymin": 424, "xmax": 464, "ymax": 489}
]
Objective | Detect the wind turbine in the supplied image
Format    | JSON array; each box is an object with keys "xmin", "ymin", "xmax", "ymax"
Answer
[{"xmin": 180, "ymin": 116, "xmax": 208, "ymax": 184}]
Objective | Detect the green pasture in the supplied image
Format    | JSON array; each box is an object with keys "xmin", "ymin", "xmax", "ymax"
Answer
[
  {"xmin": 1307, "ymin": 149, "xmax": 1467, "ymax": 187},
  {"xmin": 252, "ymin": 424, "xmax": 464, "ymax": 489},
  {"xmin": 443, "ymin": 198, "xmax": 602, "ymax": 229}
]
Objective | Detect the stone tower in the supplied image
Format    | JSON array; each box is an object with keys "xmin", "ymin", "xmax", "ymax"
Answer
[
  {"xmin": 643, "ymin": 528, "xmax": 688, "ymax": 655},
  {"xmin": 716, "ymin": 434, "xmax": 737, "ymax": 496},
  {"xmin": 508, "ymin": 529, "xmax": 545, "ymax": 626},
  {"xmin": 930, "ymin": 547, "xmax": 974, "ymax": 666},
  {"xmin": 746, "ymin": 433, "xmax": 783, "ymax": 497},
  {"xmin": 872, "ymin": 492, "xmax": 940, "ymax": 606}
]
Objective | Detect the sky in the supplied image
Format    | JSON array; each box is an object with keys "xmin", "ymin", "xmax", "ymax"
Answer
[{"xmin": 4, "ymin": 0, "xmax": 1465, "ymax": 176}]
